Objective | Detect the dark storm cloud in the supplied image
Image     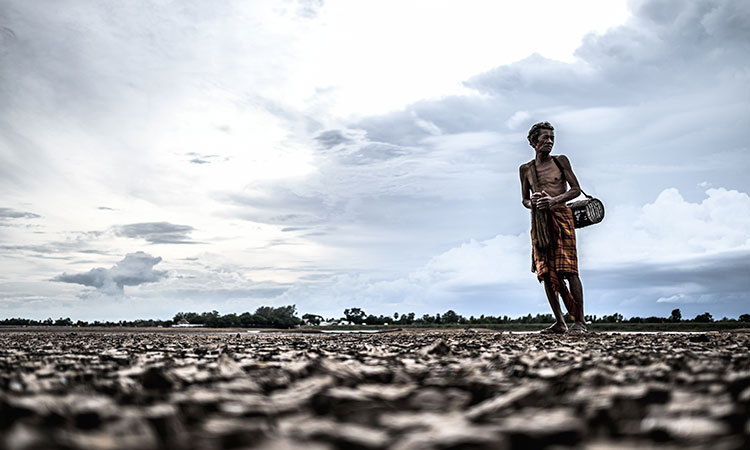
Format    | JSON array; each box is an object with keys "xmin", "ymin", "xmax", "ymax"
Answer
[
  {"xmin": 580, "ymin": 250, "xmax": 750, "ymax": 318},
  {"xmin": 353, "ymin": 94, "xmax": 508, "ymax": 147},
  {"xmin": 53, "ymin": 251, "xmax": 167, "ymax": 295},
  {"xmin": 115, "ymin": 222, "xmax": 197, "ymax": 244},
  {"xmin": 351, "ymin": 0, "xmax": 749, "ymax": 147},
  {"xmin": 588, "ymin": 251, "xmax": 750, "ymax": 295},
  {"xmin": 465, "ymin": 54, "xmax": 605, "ymax": 108},
  {"xmin": 0, "ymin": 207, "xmax": 40, "ymax": 220},
  {"xmin": 464, "ymin": 0, "xmax": 749, "ymax": 109}
]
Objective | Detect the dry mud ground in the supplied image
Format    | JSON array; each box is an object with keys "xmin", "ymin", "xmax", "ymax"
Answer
[{"xmin": 0, "ymin": 330, "xmax": 748, "ymax": 450}]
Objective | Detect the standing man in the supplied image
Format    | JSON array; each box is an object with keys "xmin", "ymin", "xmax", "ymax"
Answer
[{"xmin": 519, "ymin": 121, "xmax": 587, "ymax": 333}]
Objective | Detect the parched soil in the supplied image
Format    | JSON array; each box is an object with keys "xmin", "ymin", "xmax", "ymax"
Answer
[{"xmin": 0, "ymin": 330, "xmax": 748, "ymax": 449}]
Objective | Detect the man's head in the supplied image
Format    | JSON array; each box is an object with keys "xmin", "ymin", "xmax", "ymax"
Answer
[
  {"xmin": 527, "ymin": 121, "xmax": 554, "ymax": 154},
  {"xmin": 527, "ymin": 121, "xmax": 554, "ymax": 146}
]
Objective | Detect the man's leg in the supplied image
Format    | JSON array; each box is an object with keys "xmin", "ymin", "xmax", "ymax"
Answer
[
  {"xmin": 566, "ymin": 274, "xmax": 586, "ymax": 328},
  {"xmin": 543, "ymin": 278, "xmax": 568, "ymax": 332}
]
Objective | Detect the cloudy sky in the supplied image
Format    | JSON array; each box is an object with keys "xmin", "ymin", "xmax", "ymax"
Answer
[{"xmin": 1, "ymin": 0, "xmax": 748, "ymax": 322}]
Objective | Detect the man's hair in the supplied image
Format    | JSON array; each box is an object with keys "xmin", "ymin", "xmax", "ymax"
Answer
[{"xmin": 527, "ymin": 121, "xmax": 554, "ymax": 145}]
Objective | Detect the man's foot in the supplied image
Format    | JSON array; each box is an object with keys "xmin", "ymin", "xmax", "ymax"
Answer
[
  {"xmin": 540, "ymin": 323, "xmax": 567, "ymax": 334},
  {"xmin": 568, "ymin": 322, "xmax": 587, "ymax": 334}
]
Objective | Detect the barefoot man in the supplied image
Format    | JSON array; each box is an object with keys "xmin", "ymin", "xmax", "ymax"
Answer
[{"xmin": 519, "ymin": 121, "xmax": 587, "ymax": 333}]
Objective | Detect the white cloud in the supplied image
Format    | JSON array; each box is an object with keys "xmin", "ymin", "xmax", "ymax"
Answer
[
  {"xmin": 53, "ymin": 252, "xmax": 167, "ymax": 296},
  {"xmin": 418, "ymin": 234, "xmax": 530, "ymax": 288},
  {"xmin": 656, "ymin": 294, "xmax": 686, "ymax": 304},
  {"xmin": 655, "ymin": 293, "xmax": 716, "ymax": 304},
  {"xmin": 585, "ymin": 187, "xmax": 750, "ymax": 265}
]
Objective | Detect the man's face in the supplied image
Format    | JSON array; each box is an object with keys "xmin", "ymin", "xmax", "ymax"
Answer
[{"xmin": 533, "ymin": 129, "xmax": 554, "ymax": 154}]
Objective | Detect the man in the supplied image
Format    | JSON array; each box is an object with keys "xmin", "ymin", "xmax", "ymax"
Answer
[{"xmin": 519, "ymin": 121, "xmax": 586, "ymax": 333}]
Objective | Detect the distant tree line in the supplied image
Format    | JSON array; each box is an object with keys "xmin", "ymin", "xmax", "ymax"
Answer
[
  {"xmin": 339, "ymin": 308, "xmax": 749, "ymax": 326},
  {"xmin": 172, "ymin": 306, "xmax": 301, "ymax": 328},
  {"xmin": 0, "ymin": 317, "xmax": 173, "ymax": 328},
  {"xmin": 0, "ymin": 305, "xmax": 302, "ymax": 329},
  {"xmin": 1, "ymin": 307, "xmax": 748, "ymax": 328}
]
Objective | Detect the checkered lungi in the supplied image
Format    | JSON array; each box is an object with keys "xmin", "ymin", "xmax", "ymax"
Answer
[
  {"xmin": 532, "ymin": 206, "xmax": 581, "ymax": 319},
  {"xmin": 533, "ymin": 206, "xmax": 578, "ymax": 277}
]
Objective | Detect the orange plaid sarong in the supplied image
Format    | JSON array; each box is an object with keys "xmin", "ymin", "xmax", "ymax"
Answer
[{"xmin": 532, "ymin": 206, "xmax": 581, "ymax": 320}]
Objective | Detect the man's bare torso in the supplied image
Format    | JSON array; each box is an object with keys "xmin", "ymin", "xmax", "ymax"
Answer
[{"xmin": 521, "ymin": 158, "xmax": 568, "ymax": 209}]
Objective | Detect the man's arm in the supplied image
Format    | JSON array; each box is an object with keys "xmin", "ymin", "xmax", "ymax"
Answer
[{"xmin": 519, "ymin": 164, "xmax": 533, "ymax": 209}]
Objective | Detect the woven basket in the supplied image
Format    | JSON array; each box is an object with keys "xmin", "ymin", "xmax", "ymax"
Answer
[{"xmin": 567, "ymin": 194, "xmax": 605, "ymax": 228}]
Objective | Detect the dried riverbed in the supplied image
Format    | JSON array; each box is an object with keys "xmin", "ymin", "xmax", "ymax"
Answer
[{"xmin": 0, "ymin": 330, "xmax": 748, "ymax": 449}]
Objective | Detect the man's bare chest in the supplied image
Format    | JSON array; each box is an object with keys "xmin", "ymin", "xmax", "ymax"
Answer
[{"xmin": 535, "ymin": 160, "xmax": 566, "ymax": 191}]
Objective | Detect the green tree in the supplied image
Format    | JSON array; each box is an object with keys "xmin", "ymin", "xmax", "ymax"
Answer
[
  {"xmin": 601, "ymin": 313, "xmax": 623, "ymax": 323},
  {"xmin": 693, "ymin": 312, "xmax": 713, "ymax": 323},
  {"xmin": 643, "ymin": 316, "xmax": 665, "ymax": 323},
  {"xmin": 442, "ymin": 310, "xmax": 459, "ymax": 324},
  {"xmin": 54, "ymin": 317, "xmax": 73, "ymax": 326},
  {"xmin": 219, "ymin": 313, "xmax": 240, "ymax": 327},
  {"xmin": 255, "ymin": 305, "xmax": 301, "ymax": 328},
  {"xmin": 201, "ymin": 310, "xmax": 221, "ymax": 327},
  {"xmin": 239, "ymin": 312, "xmax": 255, "ymax": 327},
  {"xmin": 669, "ymin": 309, "xmax": 682, "ymax": 322},
  {"xmin": 364, "ymin": 314, "xmax": 382, "ymax": 325},
  {"xmin": 302, "ymin": 314, "xmax": 323, "ymax": 326},
  {"xmin": 343, "ymin": 308, "xmax": 366, "ymax": 325},
  {"xmin": 421, "ymin": 314, "xmax": 435, "ymax": 324},
  {"xmin": 174, "ymin": 312, "xmax": 202, "ymax": 324}
]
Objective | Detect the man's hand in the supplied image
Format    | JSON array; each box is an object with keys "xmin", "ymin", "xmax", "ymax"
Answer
[{"xmin": 532, "ymin": 191, "xmax": 554, "ymax": 210}]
